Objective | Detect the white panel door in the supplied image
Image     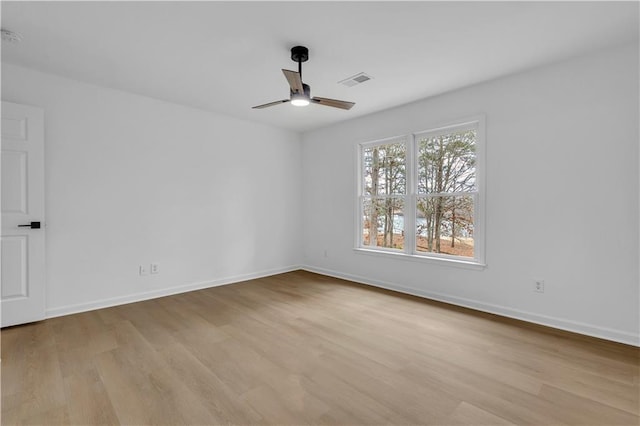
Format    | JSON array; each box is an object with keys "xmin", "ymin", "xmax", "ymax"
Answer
[{"xmin": 1, "ymin": 101, "xmax": 46, "ymax": 327}]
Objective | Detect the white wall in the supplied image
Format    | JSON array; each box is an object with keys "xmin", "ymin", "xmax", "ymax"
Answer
[
  {"xmin": 301, "ymin": 43, "xmax": 639, "ymax": 345},
  {"xmin": 2, "ymin": 64, "xmax": 302, "ymax": 316}
]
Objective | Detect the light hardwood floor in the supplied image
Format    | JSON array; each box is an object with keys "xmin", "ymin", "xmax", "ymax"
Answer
[{"xmin": 2, "ymin": 271, "xmax": 639, "ymax": 425}]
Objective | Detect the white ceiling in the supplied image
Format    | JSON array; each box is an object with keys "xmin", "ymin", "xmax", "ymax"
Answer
[{"xmin": 2, "ymin": 1, "xmax": 638, "ymax": 133}]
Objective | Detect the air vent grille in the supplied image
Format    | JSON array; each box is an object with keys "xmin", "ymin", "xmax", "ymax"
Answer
[
  {"xmin": 1, "ymin": 29, "xmax": 23, "ymax": 43},
  {"xmin": 339, "ymin": 72, "xmax": 373, "ymax": 87}
]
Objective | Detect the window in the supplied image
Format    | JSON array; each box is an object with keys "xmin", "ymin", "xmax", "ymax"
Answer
[
  {"xmin": 361, "ymin": 137, "xmax": 407, "ymax": 250},
  {"xmin": 357, "ymin": 118, "xmax": 485, "ymax": 266}
]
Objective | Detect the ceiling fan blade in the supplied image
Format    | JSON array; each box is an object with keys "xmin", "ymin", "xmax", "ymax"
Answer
[
  {"xmin": 252, "ymin": 99, "xmax": 290, "ymax": 109},
  {"xmin": 282, "ymin": 69, "xmax": 305, "ymax": 94},
  {"xmin": 311, "ymin": 97, "xmax": 355, "ymax": 110}
]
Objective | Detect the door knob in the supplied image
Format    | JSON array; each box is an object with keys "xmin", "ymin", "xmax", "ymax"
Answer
[{"xmin": 18, "ymin": 221, "xmax": 41, "ymax": 229}]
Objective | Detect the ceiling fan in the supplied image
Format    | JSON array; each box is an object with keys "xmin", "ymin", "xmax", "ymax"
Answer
[{"xmin": 252, "ymin": 46, "xmax": 355, "ymax": 110}]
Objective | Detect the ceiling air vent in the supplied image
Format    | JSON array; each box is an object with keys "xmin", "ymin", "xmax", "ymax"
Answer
[
  {"xmin": 1, "ymin": 29, "xmax": 23, "ymax": 43},
  {"xmin": 338, "ymin": 72, "xmax": 373, "ymax": 87}
]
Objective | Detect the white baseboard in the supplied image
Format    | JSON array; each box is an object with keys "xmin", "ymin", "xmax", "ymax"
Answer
[
  {"xmin": 45, "ymin": 264, "xmax": 639, "ymax": 347},
  {"xmin": 301, "ymin": 265, "xmax": 640, "ymax": 347},
  {"xmin": 45, "ymin": 265, "xmax": 302, "ymax": 319}
]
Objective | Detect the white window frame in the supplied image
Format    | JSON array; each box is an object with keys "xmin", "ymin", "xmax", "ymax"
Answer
[
  {"xmin": 357, "ymin": 135, "xmax": 409, "ymax": 254},
  {"xmin": 355, "ymin": 116, "xmax": 486, "ymax": 269}
]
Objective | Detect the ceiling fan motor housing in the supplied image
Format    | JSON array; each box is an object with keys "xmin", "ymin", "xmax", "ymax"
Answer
[
  {"xmin": 291, "ymin": 46, "xmax": 309, "ymax": 63},
  {"xmin": 291, "ymin": 83, "xmax": 311, "ymax": 98}
]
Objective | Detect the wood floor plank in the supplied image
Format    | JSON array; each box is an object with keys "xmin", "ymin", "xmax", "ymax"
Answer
[
  {"xmin": 93, "ymin": 349, "xmax": 158, "ymax": 425},
  {"xmin": 2, "ymin": 270, "xmax": 638, "ymax": 425},
  {"xmin": 157, "ymin": 342, "xmax": 264, "ymax": 425},
  {"xmin": 536, "ymin": 383, "xmax": 640, "ymax": 425},
  {"xmin": 95, "ymin": 325, "xmax": 216, "ymax": 425},
  {"xmin": 4, "ymin": 404, "xmax": 70, "ymax": 426},
  {"xmin": 316, "ymin": 350, "xmax": 461, "ymax": 423},
  {"xmin": 242, "ymin": 380, "xmax": 331, "ymax": 425},
  {"xmin": 445, "ymin": 401, "xmax": 515, "ymax": 425},
  {"xmin": 1, "ymin": 321, "xmax": 66, "ymax": 421},
  {"xmin": 63, "ymin": 367, "xmax": 120, "ymax": 425},
  {"xmin": 303, "ymin": 369, "xmax": 412, "ymax": 424}
]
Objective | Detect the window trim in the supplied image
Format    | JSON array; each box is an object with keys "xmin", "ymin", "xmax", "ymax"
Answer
[{"xmin": 355, "ymin": 116, "xmax": 486, "ymax": 268}]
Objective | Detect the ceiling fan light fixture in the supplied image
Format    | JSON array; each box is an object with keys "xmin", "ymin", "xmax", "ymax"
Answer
[{"xmin": 291, "ymin": 95, "xmax": 310, "ymax": 107}]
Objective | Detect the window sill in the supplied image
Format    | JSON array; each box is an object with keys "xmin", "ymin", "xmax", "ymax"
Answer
[{"xmin": 353, "ymin": 247, "xmax": 486, "ymax": 271}]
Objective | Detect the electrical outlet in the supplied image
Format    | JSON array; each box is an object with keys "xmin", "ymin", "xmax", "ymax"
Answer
[
  {"xmin": 323, "ymin": 249, "xmax": 328, "ymax": 258},
  {"xmin": 139, "ymin": 265, "xmax": 148, "ymax": 276},
  {"xmin": 533, "ymin": 279, "xmax": 545, "ymax": 293},
  {"xmin": 150, "ymin": 263, "xmax": 159, "ymax": 274}
]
